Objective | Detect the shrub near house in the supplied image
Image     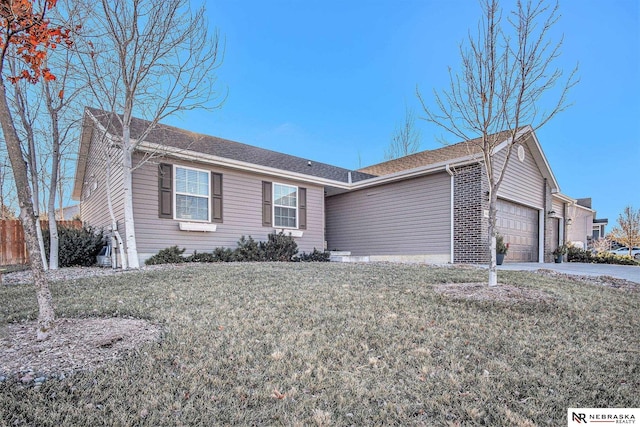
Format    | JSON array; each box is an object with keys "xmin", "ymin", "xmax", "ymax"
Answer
[
  {"xmin": 145, "ymin": 232, "xmax": 329, "ymax": 265},
  {"xmin": 42, "ymin": 225, "xmax": 104, "ymax": 267},
  {"xmin": 567, "ymin": 245, "xmax": 639, "ymax": 266}
]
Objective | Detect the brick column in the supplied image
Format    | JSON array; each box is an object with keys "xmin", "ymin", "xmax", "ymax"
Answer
[{"xmin": 453, "ymin": 164, "xmax": 489, "ymax": 263}]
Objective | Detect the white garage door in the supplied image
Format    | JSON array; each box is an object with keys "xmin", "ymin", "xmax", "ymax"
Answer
[{"xmin": 496, "ymin": 199, "xmax": 539, "ymax": 262}]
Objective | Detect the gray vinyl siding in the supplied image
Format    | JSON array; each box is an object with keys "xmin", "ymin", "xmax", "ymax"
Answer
[
  {"xmin": 551, "ymin": 199, "xmax": 565, "ymax": 217},
  {"xmin": 496, "ymin": 144, "xmax": 545, "ymax": 209},
  {"xmin": 567, "ymin": 206, "xmax": 593, "ymax": 245},
  {"xmin": 79, "ymin": 130, "xmax": 124, "ymax": 230},
  {"xmin": 325, "ymin": 172, "xmax": 451, "ymax": 256},
  {"xmin": 131, "ymin": 155, "xmax": 325, "ymax": 258}
]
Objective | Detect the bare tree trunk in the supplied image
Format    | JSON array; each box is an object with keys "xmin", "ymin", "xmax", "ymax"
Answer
[
  {"xmin": 0, "ymin": 78, "xmax": 54, "ymax": 339},
  {"xmin": 15, "ymin": 83, "xmax": 49, "ymax": 271},
  {"xmin": 105, "ymin": 147, "xmax": 128, "ymax": 270},
  {"xmin": 121, "ymin": 122, "xmax": 139, "ymax": 269},
  {"xmin": 44, "ymin": 80, "xmax": 62, "ymax": 270},
  {"xmin": 57, "ymin": 166, "xmax": 64, "ymax": 219},
  {"xmin": 488, "ymin": 193, "xmax": 498, "ymax": 287}
]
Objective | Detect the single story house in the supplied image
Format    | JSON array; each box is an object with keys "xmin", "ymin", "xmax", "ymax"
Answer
[{"xmin": 72, "ymin": 108, "xmax": 603, "ymax": 265}]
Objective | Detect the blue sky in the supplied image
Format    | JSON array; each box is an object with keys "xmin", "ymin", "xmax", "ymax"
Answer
[{"xmin": 165, "ymin": 0, "xmax": 640, "ymax": 228}]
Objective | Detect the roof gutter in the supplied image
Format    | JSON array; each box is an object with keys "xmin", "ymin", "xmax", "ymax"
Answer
[
  {"xmin": 137, "ymin": 142, "xmax": 353, "ymax": 190},
  {"xmin": 137, "ymin": 141, "xmax": 483, "ymax": 192},
  {"xmin": 446, "ymin": 164, "xmax": 455, "ymax": 263}
]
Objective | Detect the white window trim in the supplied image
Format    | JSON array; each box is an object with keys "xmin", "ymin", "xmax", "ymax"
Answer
[
  {"xmin": 179, "ymin": 222, "xmax": 217, "ymax": 232},
  {"xmin": 173, "ymin": 165, "xmax": 211, "ymax": 223},
  {"xmin": 273, "ymin": 182, "xmax": 298, "ymax": 229},
  {"xmin": 274, "ymin": 228, "xmax": 303, "ymax": 238}
]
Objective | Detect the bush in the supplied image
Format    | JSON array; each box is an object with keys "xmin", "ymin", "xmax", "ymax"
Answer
[
  {"xmin": 567, "ymin": 246, "xmax": 638, "ymax": 266},
  {"xmin": 260, "ymin": 232, "xmax": 298, "ymax": 261},
  {"xmin": 185, "ymin": 248, "xmax": 234, "ymax": 263},
  {"xmin": 42, "ymin": 225, "xmax": 104, "ymax": 267},
  {"xmin": 233, "ymin": 236, "xmax": 263, "ymax": 261},
  {"xmin": 186, "ymin": 250, "xmax": 217, "ymax": 263},
  {"xmin": 567, "ymin": 246, "xmax": 591, "ymax": 263},
  {"xmin": 145, "ymin": 233, "xmax": 308, "ymax": 264},
  {"xmin": 145, "ymin": 246, "xmax": 186, "ymax": 265},
  {"xmin": 295, "ymin": 248, "xmax": 330, "ymax": 262},
  {"xmin": 212, "ymin": 247, "xmax": 235, "ymax": 262}
]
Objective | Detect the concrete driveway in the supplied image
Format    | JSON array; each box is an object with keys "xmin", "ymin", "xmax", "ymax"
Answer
[{"xmin": 497, "ymin": 262, "xmax": 640, "ymax": 284}]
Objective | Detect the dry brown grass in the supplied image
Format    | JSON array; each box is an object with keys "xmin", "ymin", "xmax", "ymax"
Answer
[
  {"xmin": 0, "ymin": 262, "xmax": 638, "ymax": 426},
  {"xmin": 434, "ymin": 282, "xmax": 556, "ymax": 303}
]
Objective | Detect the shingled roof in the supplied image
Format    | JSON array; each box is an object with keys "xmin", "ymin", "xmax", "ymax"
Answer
[
  {"xmin": 87, "ymin": 108, "xmax": 375, "ymax": 184},
  {"xmin": 358, "ymin": 130, "xmax": 517, "ymax": 176}
]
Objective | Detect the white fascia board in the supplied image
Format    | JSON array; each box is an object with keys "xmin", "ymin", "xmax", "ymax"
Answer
[
  {"xmin": 72, "ymin": 110, "xmax": 122, "ymax": 200},
  {"xmin": 136, "ymin": 142, "xmax": 352, "ymax": 189},
  {"xmin": 552, "ymin": 192, "xmax": 576, "ymax": 204},
  {"xmin": 553, "ymin": 193, "xmax": 596, "ymax": 213},
  {"xmin": 526, "ymin": 128, "xmax": 561, "ymax": 192},
  {"xmin": 572, "ymin": 203, "xmax": 596, "ymax": 214},
  {"xmin": 490, "ymin": 126, "xmax": 534, "ymax": 154},
  {"xmin": 138, "ymin": 141, "xmax": 481, "ymax": 192}
]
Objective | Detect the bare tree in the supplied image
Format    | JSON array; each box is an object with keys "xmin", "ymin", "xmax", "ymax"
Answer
[
  {"xmin": 79, "ymin": 0, "xmax": 223, "ymax": 269},
  {"xmin": 0, "ymin": 0, "xmax": 72, "ymax": 338},
  {"xmin": 591, "ymin": 237, "xmax": 611, "ymax": 254},
  {"xmin": 5, "ymin": 1, "xmax": 85, "ymax": 271},
  {"xmin": 0, "ymin": 154, "xmax": 18, "ymax": 219},
  {"xmin": 418, "ymin": 0, "xmax": 577, "ymax": 286},
  {"xmin": 384, "ymin": 106, "xmax": 422, "ymax": 161},
  {"xmin": 41, "ymin": 2, "xmax": 86, "ymax": 270},
  {"xmin": 608, "ymin": 206, "xmax": 640, "ymax": 258}
]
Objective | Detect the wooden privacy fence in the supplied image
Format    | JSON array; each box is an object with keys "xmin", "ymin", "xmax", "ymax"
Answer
[{"xmin": 0, "ymin": 220, "xmax": 82, "ymax": 266}]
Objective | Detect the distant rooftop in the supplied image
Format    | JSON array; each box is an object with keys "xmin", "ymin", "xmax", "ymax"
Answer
[{"xmin": 358, "ymin": 129, "xmax": 518, "ymax": 176}]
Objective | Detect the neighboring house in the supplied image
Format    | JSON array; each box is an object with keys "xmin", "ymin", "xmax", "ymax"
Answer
[
  {"xmin": 72, "ymin": 108, "xmax": 600, "ymax": 265},
  {"xmin": 547, "ymin": 196, "xmax": 609, "ymax": 250},
  {"xmin": 55, "ymin": 204, "xmax": 80, "ymax": 220},
  {"xmin": 592, "ymin": 219, "xmax": 608, "ymax": 241}
]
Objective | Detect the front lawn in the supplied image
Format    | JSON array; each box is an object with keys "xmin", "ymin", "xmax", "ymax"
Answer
[{"xmin": 1, "ymin": 263, "xmax": 638, "ymax": 426}]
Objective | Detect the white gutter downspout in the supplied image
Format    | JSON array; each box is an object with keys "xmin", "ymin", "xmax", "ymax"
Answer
[{"xmin": 446, "ymin": 164, "xmax": 454, "ymax": 263}]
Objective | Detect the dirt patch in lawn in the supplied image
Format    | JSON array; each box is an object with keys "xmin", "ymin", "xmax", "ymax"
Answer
[
  {"xmin": 0, "ymin": 317, "xmax": 161, "ymax": 381},
  {"xmin": 434, "ymin": 282, "xmax": 555, "ymax": 303}
]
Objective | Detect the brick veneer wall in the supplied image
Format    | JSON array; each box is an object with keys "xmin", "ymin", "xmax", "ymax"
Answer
[{"xmin": 453, "ymin": 163, "xmax": 489, "ymax": 263}]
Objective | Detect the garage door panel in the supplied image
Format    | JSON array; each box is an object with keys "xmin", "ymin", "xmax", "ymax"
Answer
[{"xmin": 496, "ymin": 199, "xmax": 539, "ymax": 262}]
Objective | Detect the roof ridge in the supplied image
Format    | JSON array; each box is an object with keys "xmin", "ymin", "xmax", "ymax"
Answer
[{"xmin": 85, "ymin": 107, "xmax": 376, "ymax": 183}]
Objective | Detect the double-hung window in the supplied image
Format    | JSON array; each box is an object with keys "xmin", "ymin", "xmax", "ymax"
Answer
[
  {"xmin": 175, "ymin": 166, "xmax": 210, "ymax": 221},
  {"xmin": 273, "ymin": 183, "xmax": 297, "ymax": 228}
]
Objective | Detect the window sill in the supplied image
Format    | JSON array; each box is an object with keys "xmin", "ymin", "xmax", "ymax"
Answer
[
  {"xmin": 179, "ymin": 222, "xmax": 217, "ymax": 232},
  {"xmin": 274, "ymin": 228, "xmax": 303, "ymax": 238}
]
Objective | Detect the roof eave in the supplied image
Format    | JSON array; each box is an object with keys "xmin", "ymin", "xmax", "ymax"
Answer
[
  {"xmin": 71, "ymin": 110, "xmax": 97, "ymax": 200},
  {"xmin": 136, "ymin": 142, "xmax": 353, "ymax": 189},
  {"xmin": 349, "ymin": 154, "xmax": 482, "ymax": 190}
]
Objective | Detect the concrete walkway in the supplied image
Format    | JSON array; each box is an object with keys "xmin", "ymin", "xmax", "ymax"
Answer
[{"xmin": 497, "ymin": 262, "xmax": 640, "ymax": 284}]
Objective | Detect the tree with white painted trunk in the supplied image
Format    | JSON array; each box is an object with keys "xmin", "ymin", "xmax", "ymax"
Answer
[
  {"xmin": 0, "ymin": 0, "xmax": 72, "ymax": 338},
  {"xmin": 418, "ymin": 0, "xmax": 577, "ymax": 286},
  {"xmin": 79, "ymin": 0, "xmax": 223, "ymax": 269},
  {"xmin": 5, "ymin": 0, "xmax": 84, "ymax": 271}
]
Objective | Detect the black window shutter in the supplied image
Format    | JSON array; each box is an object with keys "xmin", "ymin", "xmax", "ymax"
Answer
[
  {"xmin": 298, "ymin": 187, "xmax": 307, "ymax": 230},
  {"xmin": 262, "ymin": 181, "xmax": 272, "ymax": 226},
  {"xmin": 211, "ymin": 173, "xmax": 223, "ymax": 223},
  {"xmin": 158, "ymin": 163, "xmax": 172, "ymax": 218}
]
